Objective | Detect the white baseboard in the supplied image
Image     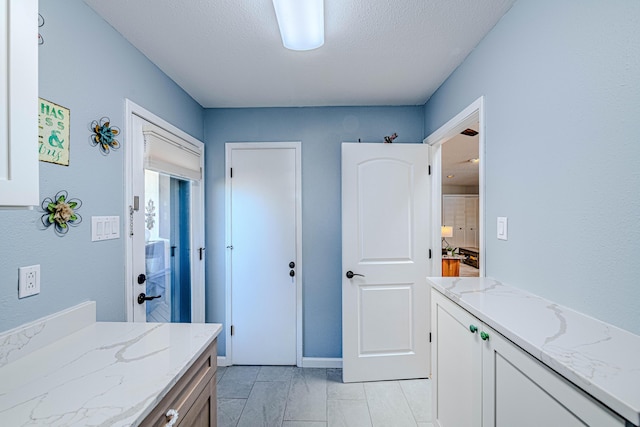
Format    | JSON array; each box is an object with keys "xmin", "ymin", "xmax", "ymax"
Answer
[
  {"xmin": 217, "ymin": 356, "xmax": 342, "ymax": 369},
  {"xmin": 301, "ymin": 357, "xmax": 342, "ymax": 369}
]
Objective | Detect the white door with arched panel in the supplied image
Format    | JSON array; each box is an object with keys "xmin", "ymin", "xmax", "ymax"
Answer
[{"xmin": 341, "ymin": 142, "xmax": 431, "ymax": 383}]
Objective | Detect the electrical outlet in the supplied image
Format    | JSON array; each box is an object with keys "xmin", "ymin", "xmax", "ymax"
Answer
[{"xmin": 18, "ymin": 265, "xmax": 40, "ymax": 298}]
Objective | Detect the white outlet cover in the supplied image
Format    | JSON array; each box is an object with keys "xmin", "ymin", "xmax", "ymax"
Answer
[
  {"xmin": 497, "ymin": 217, "xmax": 508, "ymax": 240},
  {"xmin": 18, "ymin": 265, "xmax": 41, "ymax": 298}
]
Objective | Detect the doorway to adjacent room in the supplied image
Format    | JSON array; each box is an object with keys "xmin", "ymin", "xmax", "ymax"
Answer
[{"xmin": 424, "ymin": 96, "xmax": 485, "ymax": 278}]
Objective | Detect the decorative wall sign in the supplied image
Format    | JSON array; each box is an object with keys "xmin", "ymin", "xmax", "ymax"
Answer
[
  {"xmin": 38, "ymin": 98, "xmax": 70, "ymax": 166},
  {"xmin": 41, "ymin": 190, "xmax": 82, "ymax": 236},
  {"xmin": 90, "ymin": 117, "xmax": 120, "ymax": 155}
]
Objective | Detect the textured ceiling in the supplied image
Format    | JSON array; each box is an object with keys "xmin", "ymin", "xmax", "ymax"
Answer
[
  {"xmin": 442, "ymin": 127, "xmax": 480, "ymax": 187},
  {"xmin": 83, "ymin": 0, "xmax": 515, "ymax": 108}
]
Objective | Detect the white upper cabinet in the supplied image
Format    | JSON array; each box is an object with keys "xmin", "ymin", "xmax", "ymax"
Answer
[{"xmin": 0, "ymin": 0, "xmax": 39, "ymax": 207}]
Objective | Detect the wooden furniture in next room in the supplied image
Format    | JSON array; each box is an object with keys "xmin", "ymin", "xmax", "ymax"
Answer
[
  {"xmin": 442, "ymin": 255, "xmax": 465, "ymax": 277},
  {"xmin": 458, "ymin": 247, "xmax": 479, "ymax": 269}
]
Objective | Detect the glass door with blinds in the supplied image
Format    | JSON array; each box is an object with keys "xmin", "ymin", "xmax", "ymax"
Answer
[{"xmin": 127, "ymin": 106, "xmax": 205, "ymax": 323}]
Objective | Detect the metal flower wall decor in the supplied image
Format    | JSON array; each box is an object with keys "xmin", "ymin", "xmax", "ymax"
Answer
[
  {"xmin": 90, "ymin": 117, "xmax": 120, "ymax": 155},
  {"xmin": 41, "ymin": 190, "xmax": 82, "ymax": 236}
]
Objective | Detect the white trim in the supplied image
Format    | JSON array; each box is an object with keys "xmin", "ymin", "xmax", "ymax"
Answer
[
  {"xmin": 301, "ymin": 357, "xmax": 343, "ymax": 369},
  {"xmin": 124, "ymin": 99, "xmax": 206, "ymax": 322},
  {"xmin": 217, "ymin": 356, "xmax": 230, "ymax": 367},
  {"xmin": 225, "ymin": 142, "xmax": 303, "ymax": 366},
  {"xmin": 423, "ymin": 96, "xmax": 486, "ymax": 277}
]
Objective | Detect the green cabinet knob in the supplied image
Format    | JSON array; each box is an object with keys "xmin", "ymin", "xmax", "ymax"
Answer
[
  {"xmin": 469, "ymin": 325, "xmax": 478, "ymax": 333},
  {"xmin": 480, "ymin": 331, "xmax": 490, "ymax": 341}
]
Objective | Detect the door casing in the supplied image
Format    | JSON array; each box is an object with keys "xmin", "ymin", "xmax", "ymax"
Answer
[
  {"xmin": 124, "ymin": 99, "xmax": 205, "ymax": 322},
  {"xmin": 224, "ymin": 142, "xmax": 303, "ymax": 366},
  {"xmin": 423, "ymin": 96, "xmax": 486, "ymax": 278}
]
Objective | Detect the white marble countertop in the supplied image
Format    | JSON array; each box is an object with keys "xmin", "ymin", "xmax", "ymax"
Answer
[
  {"xmin": 0, "ymin": 305, "xmax": 222, "ymax": 426},
  {"xmin": 428, "ymin": 277, "xmax": 640, "ymax": 426}
]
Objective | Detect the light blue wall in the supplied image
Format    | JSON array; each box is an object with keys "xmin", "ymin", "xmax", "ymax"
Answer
[
  {"xmin": 204, "ymin": 107, "xmax": 424, "ymax": 357},
  {"xmin": 0, "ymin": 0, "xmax": 203, "ymax": 332},
  {"xmin": 424, "ymin": 0, "xmax": 640, "ymax": 334}
]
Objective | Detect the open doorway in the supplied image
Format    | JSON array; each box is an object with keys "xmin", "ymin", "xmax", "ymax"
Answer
[
  {"xmin": 424, "ymin": 96, "xmax": 485, "ymax": 278},
  {"xmin": 441, "ymin": 126, "xmax": 480, "ymax": 277}
]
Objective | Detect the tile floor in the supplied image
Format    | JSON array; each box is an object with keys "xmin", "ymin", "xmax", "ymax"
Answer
[{"xmin": 216, "ymin": 366, "xmax": 433, "ymax": 427}]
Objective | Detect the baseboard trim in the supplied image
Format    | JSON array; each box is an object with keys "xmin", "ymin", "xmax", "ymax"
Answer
[
  {"xmin": 217, "ymin": 356, "xmax": 342, "ymax": 368},
  {"xmin": 301, "ymin": 357, "xmax": 342, "ymax": 369}
]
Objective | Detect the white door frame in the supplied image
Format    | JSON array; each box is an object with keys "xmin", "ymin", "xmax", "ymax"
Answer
[
  {"xmin": 423, "ymin": 96, "xmax": 486, "ymax": 277},
  {"xmin": 124, "ymin": 99, "xmax": 206, "ymax": 322},
  {"xmin": 225, "ymin": 142, "xmax": 303, "ymax": 366}
]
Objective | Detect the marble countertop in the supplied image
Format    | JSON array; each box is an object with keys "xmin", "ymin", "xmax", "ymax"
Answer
[
  {"xmin": 428, "ymin": 277, "xmax": 640, "ymax": 426},
  {"xmin": 0, "ymin": 307, "xmax": 222, "ymax": 426}
]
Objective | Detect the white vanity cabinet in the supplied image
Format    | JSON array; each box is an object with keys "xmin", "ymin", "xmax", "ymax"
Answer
[
  {"xmin": 0, "ymin": 0, "xmax": 39, "ymax": 207},
  {"xmin": 431, "ymin": 289, "xmax": 625, "ymax": 427}
]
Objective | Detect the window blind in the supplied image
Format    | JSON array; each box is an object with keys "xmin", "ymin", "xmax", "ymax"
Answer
[{"xmin": 142, "ymin": 124, "xmax": 202, "ymax": 181}]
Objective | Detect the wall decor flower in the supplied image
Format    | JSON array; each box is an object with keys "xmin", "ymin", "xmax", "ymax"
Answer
[
  {"xmin": 90, "ymin": 117, "xmax": 120, "ymax": 155},
  {"xmin": 41, "ymin": 190, "xmax": 82, "ymax": 236}
]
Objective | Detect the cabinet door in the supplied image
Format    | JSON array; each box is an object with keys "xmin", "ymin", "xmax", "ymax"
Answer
[
  {"xmin": 431, "ymin": 290, "xmax": 482, "ymax": 427},
  {"xmin": 464, "ymin": 196, "xmax": 478, "ymax": 248},
  {"xmin": 482, "ymin": 325, "xmax": 624, "ymax": 427},
  {"xmin": 0, "ymin": 0, "xmax": 39, "ymax": 207},
  {"xmin": 178, "ymin": 375, "xmax": 215, "ymax": 427}
]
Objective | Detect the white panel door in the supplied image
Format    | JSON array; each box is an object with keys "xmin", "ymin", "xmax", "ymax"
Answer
[
  {"xmin": 342, "ymin": 143, "xmax": 430, "ymax": 383},
  {"xmin": 230, "ymin": 145, "xmax": 298, "ymax": 365}
]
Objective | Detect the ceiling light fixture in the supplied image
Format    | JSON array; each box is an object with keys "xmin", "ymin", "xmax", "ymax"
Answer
[
  {"xmin": 272, "ymin": 0, "xmax": 324, "ymax": 51},
  {"xmin": 468, "ymin": 158, "xmax": 479, "ymax": 163},
  {"xmin": 446, "ymin": 175, "xmax": 455, "ymax": 179}
]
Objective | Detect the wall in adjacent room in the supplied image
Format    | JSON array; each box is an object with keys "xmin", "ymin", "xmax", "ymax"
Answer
[
  {"xmin": 0, "ymin": 0, "xmax": 203, "ymax": 332},
  {"xmin": 424, "ymin": 0, "xmax": 640, "ymax": 334},
  {"xmin": 204, "ymin": 106, "xmax": 424, "ymax": 357}
]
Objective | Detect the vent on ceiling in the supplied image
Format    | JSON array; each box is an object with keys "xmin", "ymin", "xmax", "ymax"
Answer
[{"xmin": 461, "ymin": 128, "xmax": 479, "ymax": 137}]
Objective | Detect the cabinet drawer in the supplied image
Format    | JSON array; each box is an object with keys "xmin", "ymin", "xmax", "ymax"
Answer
[{"xmin": 141, "ymin": 340, "xmax": 217, "ymax": 427}]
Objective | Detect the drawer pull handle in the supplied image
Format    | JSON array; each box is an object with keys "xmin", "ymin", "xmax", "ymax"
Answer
[
  {"xmin": 165, "ymin": 409, "xmax": 179, "ymax": 427},
  {"xmin": 469, "ymin": 324, "xmax": 478, "ymax": 333},
  {"xmin": 480, "ymin": 331, "xmax": 490, "ymax": 341}
]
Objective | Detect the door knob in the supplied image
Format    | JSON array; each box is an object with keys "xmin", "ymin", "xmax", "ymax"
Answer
[
  {"xmin": 137, "ymin": 293, "xmax": 161, "ymax": 304},
  {"xmin": 137, "ymin": 274, "xmax": 146, "ymax": 284},
  {"xmin": 346, "ymin": 271, "xmax": 365, "ymax": 279},
  {"xmin": 289, "ymin": 270, "xmax": 295, "ymax": 277},
  {"xmin": 289, "ymin": 261, "xmax": 295, "ymax": 268}
]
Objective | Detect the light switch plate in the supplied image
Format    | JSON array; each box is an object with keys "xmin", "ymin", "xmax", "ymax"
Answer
[
  {"xmin": 19, "ymin": 265, "xmax": 40, "ymax": 298},
  {"xmin": 497, "ymin": 217, "xmax": 508, "ymax": 240},
  {"xmin": 92, "ymin": 216, "xmax": 120, "ymax": 241}
]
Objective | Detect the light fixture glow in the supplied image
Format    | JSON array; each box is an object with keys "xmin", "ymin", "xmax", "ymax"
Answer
[
  {"xmin": 468, "ymin": 158, "xmax": 479, "ymax": 164},
  {"xmin": 272, "ymin": 0, "xmax": 324, "ymax": 51},
  {"xmin": 446, "ymin": 175, "xmax": 455, "ymax": 179}
]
